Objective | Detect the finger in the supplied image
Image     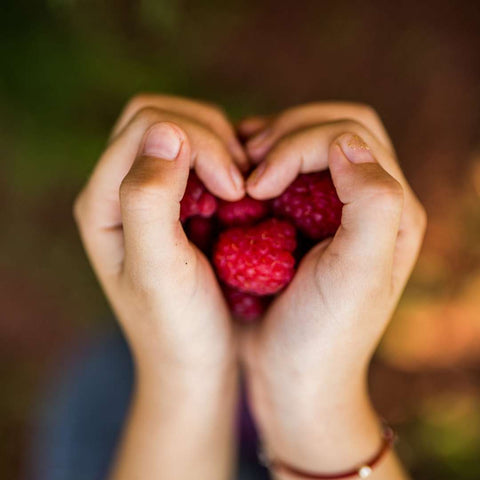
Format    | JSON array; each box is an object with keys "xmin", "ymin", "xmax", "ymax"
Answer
[
  {"xmin": 323, "ymin": 135, "xmax": 404, "ymax": 277},
  {"xmin": 236, "ymin": 115, "xmax": 272, "ymax": 139},
  {"xmin": 246, "ymin": 120, "xmax": 403, "ymax": 200},
  {"xmin": 111, "ymin": 94, "xmax": 248, "ymax": 170},
  {"xmin": 334, "ymin": 134, "xmax": 426, "ymax": 292},
  {"xmin": 119, "ymin": 122, "xmax": 191, "ymax": 273},
  {"xmin": 246, "ymin": 102, "xmax": 393, "ymax": 162},
  {"xmin": 74, "ymin": 113, "xmax": 167, "ymax": 280},
  {"xmin": 117, "ymin": 107, "xmax": 244, "ymax": 200},
  {"xmin": 246, "ymin": 121, "xmax": 425, "ymax": 291},
  {"xmin": 391, "ymin": 194, "xmax": 427, "ymax": 293},
  {"xmin": 74, "ymin": 109, "xmax": 243, "ymax": 280}
]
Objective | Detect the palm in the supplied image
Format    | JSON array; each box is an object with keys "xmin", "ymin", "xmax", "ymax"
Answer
[{"xmin": 241, "ymin": 243, "xmax": 330, "ymax": 371}]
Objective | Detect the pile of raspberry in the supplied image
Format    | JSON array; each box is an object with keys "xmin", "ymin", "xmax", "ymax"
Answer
[{"xmin": 180, "ymin": 171, "xmax": 343, "ymax": 322}]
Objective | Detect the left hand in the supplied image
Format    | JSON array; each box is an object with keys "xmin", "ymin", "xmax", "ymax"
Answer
[{"xmin": 236, "ymin": 103, "xmax": 426, "ymax": 474}]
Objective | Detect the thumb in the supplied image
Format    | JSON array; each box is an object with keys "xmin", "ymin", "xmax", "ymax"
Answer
[
  {"xmin": 325, "ymin": 134, "xmax": 404, "ymax": 275},
  {"xmin": 119, "ymin": 122, "xmax": 191, "ymax": 271}
]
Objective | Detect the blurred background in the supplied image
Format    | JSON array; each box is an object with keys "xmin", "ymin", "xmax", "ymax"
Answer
[{"xmin": 1, "ymin": 0, "xmax": 480, "ymax": 478}]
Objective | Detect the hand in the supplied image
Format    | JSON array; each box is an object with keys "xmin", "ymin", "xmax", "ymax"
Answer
[
  {"xmin": 238, "ymin": 103, "xmax": 426, "ymax": 477},
  {"xmin": 74, "ymin": 94, "xmax": 247, "ymax": 480},
  {"xmin": 74, "ymin": 94, "xmax": 247, "ymax": 372}
]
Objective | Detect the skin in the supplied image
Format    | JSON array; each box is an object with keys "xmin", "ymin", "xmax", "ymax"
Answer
[
  {"xmin": 239, "ymin": 104, "xmax": 426, "ymax": 479},
  {"xmin": 74, "ymin": 95, "xmax": 245, "ymax": 480},
  {"xmin": 74, "ymin": 96, "xmax": 426, "ymax": 480}
]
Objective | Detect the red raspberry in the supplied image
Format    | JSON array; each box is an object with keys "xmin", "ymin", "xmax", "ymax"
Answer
[
  {"xmin": 180, "ymin": 171, "xmax": 217, "ymax": 222},
  {"xmin": 223, "ymin": 286, "xmax": 270, "ymax": 322},
  {"xmin": 217, "ymin": 196, "xmax": 270, "ymax": 227},
  {"xmin": 186, "ymin": 216, "xmax": 214, "ymax": 253},
  {"xmin": 213, "ymin": 219, "xmax": 296, "ymax": 295},
  {"xmin": 273, "ymin": 171, "xmax": 342, "ymax": 240}
]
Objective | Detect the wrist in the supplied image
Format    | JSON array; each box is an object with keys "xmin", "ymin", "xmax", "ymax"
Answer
[
  {"xmin": 247, "ymin": 364, "xmax": 382, "ymax": 475},
  {"xmin": 121, "ymin": 309, "xmax": 238, "ymax": 381},
  {"xmin": 265, "ymin": 424, "xmax": 396, "ymax": 480},
  {"xmin": 113, "ymin": 338, "xmax": 239, "ymax": 480},
  {"xmin": 246, "ymin": 347, "xmax": 369, "ymax": 420},
  {"xmin": 131, "ymin": 355, "xmax": 239, "ymax": 442},
  {"xmin": 135, "ymin": 347, "xmax": 238, "ymax": 396}
]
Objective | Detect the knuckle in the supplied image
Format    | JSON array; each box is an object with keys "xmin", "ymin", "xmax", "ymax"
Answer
[
  {"xmin": 211, "ymin": 104, "xmax": 228, "ymax": 119},
  {"xmin": 118, "ymin": 177, "xmax": 133, "ymax": 204},
  {"xmin": 274, "ymin": 107, "xmax": 294, "ymax": 125},
  {"xmin": 125, "ymin": 93, "xmax": 146, "ymax": 111},
  {"xmin": 419, "ymin": 204, "xmax": 428, "ymax": 229},
  {"xmin": 120, "ymin": 174, "xmax": 150, "ymax": 208},
  {"xmin": 212, "ymin": 109, "xmax": 230, "ymax": 128},
  {"xmin": 367, "ymin": 174, "xmax": 404, "ymax": 207},
  {"xmin": 196, "ymin": 122, "xmax": 228, "ymax": 152},
  {"xmin": 355, "ymin": 103, "xmax": 381, "ymax": 123},
  {"xmin": 119, "ymin": 177, "xmax": 146, "ymax": 206},
  {"xmin": 413, "ymin": 201, "xmax": 428, "ymax": 234},
  {"xmin": 72, "ymin": 191, "xmax": 85, "ymax": 224},
  {"xmin": 120, "ymin": 167, "xmax": 171, "ymax": 211},
  {"xmin": 120, "ymin": 185, "xmax": 152, "ymax": 212},
  {"xmin": 124, "ymin": 93, "xmax": 161, "ymax": 115},
  {"xmin": 131, "ymin": 105, "xmax": 163, "ymax": 125},
  {"xmin": 204, "ymin": 105, "xmax": 232, "ymax": 132},
  {"xmin": 338, "ymin": 118, "xmax": 369, "ymax": 136},
  {"xmin": 122, "ymin": 94, "xmax": 150, "ymax": 119},
  {"xmin": 203, "ymin": 100, "xmax": 226, "ymax": 116},
  {"xmin": 339, "ymin": 103, "xmax": 385, "ymax": 133},
  {"xmin": 270, "ymin": 128, "xmax": 298, "ymax": 153},
  {"xmin": 72, "ymin": 187, "xmax": 91, "ymax": 225},
  {"xmin": 272, "ymin": 106, "xmax": 303, "ymax": 131}
]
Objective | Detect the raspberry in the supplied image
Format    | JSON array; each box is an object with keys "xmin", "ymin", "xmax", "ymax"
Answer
[
  {"xmin": 223, "ymin": 286, "xmax": 270, "ymax": 322},
  {"xmin": 213, "ymin": 219, "xmax": 296, "ymax": 295},
  {"xmin": 186, "ymin": 216, "xmax": 214, "ymax": 253},
  {"xmin": 217, "ymin": 196, "xmax": 270, "ymax": 227},
  {"xmin": 273, "ymin": 171, "xmax": 342, "ymax": 240},
  {"xmin": 180, "ymin": 171, "xmax": 217, "ymax": 222}
]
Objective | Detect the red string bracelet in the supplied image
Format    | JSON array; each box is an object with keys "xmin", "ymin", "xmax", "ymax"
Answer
[{"xmin": 259, "ymin": 424, "xmax": 396, "ymax": 479}]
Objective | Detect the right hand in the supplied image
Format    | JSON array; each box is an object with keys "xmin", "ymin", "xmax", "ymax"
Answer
[{"xmin": 74, "ymin": 94, "xmax": 247, "ymax": 377}]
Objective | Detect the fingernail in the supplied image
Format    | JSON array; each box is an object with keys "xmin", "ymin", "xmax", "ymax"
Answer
[
  {"xmin": 247, "ymin": 128, "xmax": 271, "ymax": 150},
  {"xmin": 338, "ymin": 134, "xmax": 373, "ymax": 164},
  {"xmin": 230, "ymin": 165, "xmax": 245, "ymax": 192},
  {"xmin": 247, "ymin": 162, "xmax": 267, "ymax": 187},
  {"xmin": 143, "ymin": 123, "xmax": 181, "ymax": 160}
]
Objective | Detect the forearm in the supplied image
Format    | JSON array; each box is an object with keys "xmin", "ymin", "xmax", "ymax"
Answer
[
  {"xmin": 249, "ymin": 367, "xmax": 410, "ymax": 480},
  {"xmin": 109, "ymin": 360, "xmax": 239, "ymax": 480}
]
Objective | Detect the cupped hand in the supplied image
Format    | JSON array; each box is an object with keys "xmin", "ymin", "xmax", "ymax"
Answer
[
  {"xmin": 238, "ymin": 104, "xmax": 426, "ymax": 474},
  {"xmin": 74, "ymin": 94, "xmax": 247, "ymax": 376}
]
